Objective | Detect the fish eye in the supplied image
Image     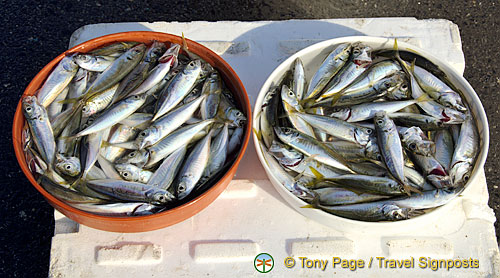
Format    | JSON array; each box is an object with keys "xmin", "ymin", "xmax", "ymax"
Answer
[
  {"xmin": 236, "ymin": 111, "xmax": 242, "ymax": 116},
  {"xmin": 140, "ymin": 131, "xmax": 147, "ymax": 136},
  {"xmin": 464, "ymin": 175, "xmax": 470, "ymax": 182},
  {"xmin": 129, "ymin": 152, "xmax": 136, "ymax": 157},
  {"xmin": 401, "ymin": 84, "xmax": 408, "ymax": 89},
  {"xmin": 123, "ymin": 172, "xmax": 129, "ymax": 177},
  {"xmin": 65, "ymin": 165, "xmax": 71, "ymax": 170},
  {"xmin": 82, "ymin": 107, "xmax": 88, "ymax": 112},
  {"xmin": 376, "ymin": 119, "xmax": 383, "ymax": 125},
  {"xmin": 178, "ymin": 184, "xmax": 185, "ymax": 191},
  {"xmin": 353, "ymin": 49, "xmax": 360, "ymax": 55},
  {"xmin": 366, "ymin": 129, "xmax": 373, "ymax": 134},
  {"xmin": 25, "ymin": 107, "xmax": 32, "ymax": 112},
  {"xmin": 409, "ymin": 143, "xmax": 417, "ymax": 150},
  {"xmin": 133, "ymin": 95, "xmax": 140, "ymax": 99},
  {"xmin": 376, "ymin": 154, "xmax": 382, "ymax": 160},
  {"xmin": 38, "ymin": 116, "xmax": 44, "ymax": 121}
]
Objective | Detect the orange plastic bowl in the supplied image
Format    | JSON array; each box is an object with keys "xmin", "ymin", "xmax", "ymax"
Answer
[{"xmin": 12, "ymin": 31, "xmax": 251, "ymax": 233}]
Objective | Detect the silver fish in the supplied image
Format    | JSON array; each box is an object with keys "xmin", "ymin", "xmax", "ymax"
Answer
[
  {"xmin": 391, "ymin": 188, "xmax": 462, "ymax": 209},
  {"xmin": 87, "ymin": 179, "xmax": 174, "ymax": 204},
  {"xmin": 55, "ymin": 154, "xmax": 81, "ymax": 177},
  {"xmin": 176, "ymin": 133, "xmax": 211, "ymax": 200},
  {"xmin": 100, "ymin": 125, "xmax": 139, "ymax": 162},
  {"xmin": 89, "ymin": 42, "xmax": 139, "ymax": 56},
  {"xmin": 84, "ymin": 44, "xmax": 146, "ymax": 97},
  {"xmin": 200, "ymin": 72, "xmax": 222, "ymax": 120},
  {"xmin": 331, "ymin": 98, "xmax": 423, "ymax": 123},
  {"xmin": 66, "ymin": 68, "xmax": 90, "ymax": 109},
  {"xmin": 324, "ymin": 174, "xmax": 407, "ymax": 196},
  {"xmin": 81, "ymin": 83, "xmax": 119, "ymax": 117},
  {"xmin": 147, "ymin": 146, "xmax": 187, "ymax": 190},
  {"xmin": 314, "ymin": 187, "xmax": 389, "ymax": 206},
  {"xmin": 317, "ymin": 43, "xmax": 372, "ymax": 101},
  {"xmin": 135, "ymin": 94, "xmax": 206, "ymax": 149},
  {"xmin": 309, "ymin": 201, "xmax": 413, "ymax": 222},
  {"xmin": 374, "ymin": 112, "xmax": 407, "ymax": 187},
  {"xmin": 296, "ymin": 112, "xmax": 373, "ymax": 146},
  {"xmin": 412, "ymin": 64, "xmax": 466, "ymax": 112},
  {"xmin": 119, "ymin": 113, "xmax": 152, "ymax": 128},
  {"xmin": 228, "ymin": 127, "xmax": 243, "ymax": 154},
  {"xmin": 304, "ymin": 43, "xmax": 351, "ymax": 100},
  {"xmin": 389, "ymin": 112, "xmax": 445, "ymax": 131},
  {"xmin": 270, "ymin": 141, "xmax": 345, "ymax": 179},
  {"xmin": 117, "ymin": 149, "xmax": 150, "ymax": 168},
  {"xmin": 81, "ymin": 127, "xmax": 110, "ymax": 179},
  {"xmin": 334, "ymin": 60, "xmax": 402, "ymax": 100},
  {"xmin": 259, "ymin": 88, "xmax": 278, "ymax": 148},
  {"xmin": 71, "ymin": 202, "xmax": 162, "ymax": 217},
  {"xmin": 128, "ymin": 44, "xmax": 180, "ymax": 97},
  {"xmin": 206, "ymin": 124, "xmax": 229, "ymax": 176},
  {"xmin": 260, "ymin": 142, "xmax": 315, "ymax": 201},
  {"xmin": 74, "ymin": 54, "xmax": 116, "ymax": 72},
  {"xmin": 292, "ymin": 58, "xmax": 306, "ymax": 100},
  {"xmin": 450, "ymin": 115, "xmax": 478, "ymax": 186},
  {"xmin": 399, "ymin": 126, "xmax": 436, "ymax": 156},
  {"xmin": 282, "ymin": 85, "xmax": 316, "ymax": 138},
  {"xmin": 146, "ymin": 119, "xmax": 214, "ymax": 168},
  {"xmin": 37, "ymin": 55, "xmax": 79, "ymax": 107},
  {"xmin": 433, "ymin": 129, "xmax": 454, "ymax": 171},
  {"xmin": 115, "ymin": 163, "xmax": 153, "ymax": 183},
  {"xmin": 96, "ymin": 154, "xmax": 122, "ymax": 180},
  {"xmin": 48, "ymin": 87, "xmax": 69, "ymax": 120},
  {"xmin": 274, "ymin": 127, "xmax": 353, "ymax": 173},
  {"xmin": 397, "ymin": 56, "xmax": 465, "ymax": 124},
  {"xmin": 113, "ymin": 41, "xmax": 167, "ymax": 103},
  {"xmin": 153, "ymin": 59, "xmax": 202, "ymax": 121},
  {"xmin": 75, "ymin": 94, "xmax": 147, "ymax": 137},
  {"xmin": 22, "ymin": 96, "xmax": 56, "ymax": 170}
]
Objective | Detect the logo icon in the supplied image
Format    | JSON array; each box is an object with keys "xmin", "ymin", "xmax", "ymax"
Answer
[{"xmin": 254, "ymin": 253, "xmax": 274, "ymax": 273}]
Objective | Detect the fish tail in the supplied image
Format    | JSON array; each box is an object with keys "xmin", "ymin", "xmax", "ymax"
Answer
[
  {"xmin": 403, "ymin": 183, "xmax": 422, "ymax": 195},
  {"xmin": 181, "ymin": 32, "xmax": 189, "ymax": 52}
]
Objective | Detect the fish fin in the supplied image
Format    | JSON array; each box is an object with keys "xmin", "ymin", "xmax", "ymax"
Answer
[
  {"xmin": 301, "ymin": 204, "xmax": 315, "ymax": 209},
  {"xmin": 100, "ymin": 140, "xmax": 112, "ymax": 148},
  {"xmin": 253, "ymin": 127, "xmax": 262, "ymax": 141},
  {"xmin": 181, "ymin": 32, "xmax": 189, "ymax": 52},
  {"xmin": 415, "ymin": 93, "xmax": 432, "ymax": 103},
  {"xmin": 329, "ymin": 93, "xmax": 343, "ymax": 106},
  {"xmin": 309, "ymin": 166, "xmax": 325, "ymax": 180},
  {"xmin": 58, "ymin": 97, "xmax": 80, "ymax": 104}
]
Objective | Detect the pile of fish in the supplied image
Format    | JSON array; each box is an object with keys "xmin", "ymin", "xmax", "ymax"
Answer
[
  {"xmin": 21, "ymin": 39, "xmax": 246, "ymax": 217},
  {"xmin": 257, "ymin": 40, "xmax": 479, "ymax": 221}
]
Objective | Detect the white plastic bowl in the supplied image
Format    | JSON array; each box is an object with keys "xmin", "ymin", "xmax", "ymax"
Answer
[{"xmin": 252, "ymin": 36, "xmax": 489, "ymax": 233}]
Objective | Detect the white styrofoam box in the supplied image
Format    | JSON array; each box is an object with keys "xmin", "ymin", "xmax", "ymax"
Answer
[{"xmin": 48, "ymin": 19, "xmax": 499, "ymax": 278}]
